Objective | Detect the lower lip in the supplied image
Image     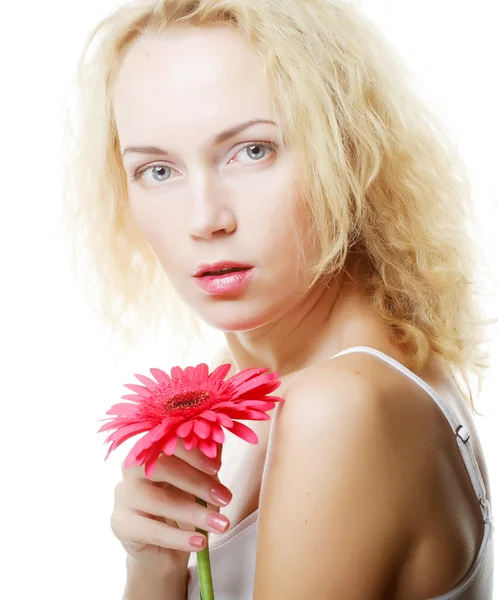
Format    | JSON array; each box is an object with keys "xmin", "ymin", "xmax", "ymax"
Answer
[{"xmin": 194, "ymin": 268, "xmax": 254, "ymax": 294}]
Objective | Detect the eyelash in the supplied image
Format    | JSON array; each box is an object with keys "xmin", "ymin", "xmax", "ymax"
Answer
[{"xmin": 129, "ymin": 141, "xmax": 278, "ymax": 184}]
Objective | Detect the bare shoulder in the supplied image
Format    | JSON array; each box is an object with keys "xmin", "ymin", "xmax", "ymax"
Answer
[
  {"xmin": 254, "ymin": 350, "xmax": 484, "ymax": 599},
  {"xmin": 254, "ymin": 352, "xmax": 431, "ymax": 599},
  {"xmin": 279, "ymin": 349, "xmax": 435, "ymax": 469},
  {"xmin": 281, "ymin": 348, "xmax": 442, "ymax": 467},
  {"xmin": 277, "ymin": 349, "xmax": 445, "ymax": 527}
]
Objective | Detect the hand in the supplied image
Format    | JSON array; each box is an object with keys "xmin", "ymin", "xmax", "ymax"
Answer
[{"xmin": 110, "ymin": 440, "xmax": 232, "ymax": 574}]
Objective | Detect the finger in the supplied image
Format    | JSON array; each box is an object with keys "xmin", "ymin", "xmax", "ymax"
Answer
[
  {"xmin": 122, "ymin": 438, "xmax": 222, "ymax": 479},
  {"xmin": 156, "ymin": 472, "xmax": 222, "ymax": 509},
  {"xmin": 115, "ymin": 477, "xmax": 220, "ymax": 528},
  {"xmin": 111, "ymin": 511, "xmax": 207, "ymax": 553},
  {"xmin": 146, "ymin": 512, "xmax": 179, "ymax": 530},
  {"xmin": 127, "ymin": 479, "xmax": 229, "ymax": 535},
  {"xmin": 173, "ymin": 437, "xmax": 223, "ymax": 474},
  {"xmin": 129, "ymin": 454, "xmax": 231, "ymax": 508},
  {"xmin": 155, "ymin": 488, "xmax": 219, "ymax": 530}
]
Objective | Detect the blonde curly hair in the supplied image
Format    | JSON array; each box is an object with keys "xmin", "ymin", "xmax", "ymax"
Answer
[{"xmin": 59, "ymin": 0, "xmax": 496, "ymax": 413}]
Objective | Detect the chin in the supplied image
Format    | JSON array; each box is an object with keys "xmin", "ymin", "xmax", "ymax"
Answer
[
  {"xmin": 198, "ymin": 299, "xmax": 290, "ymax": 333},
  {"xmin": 204, "ymin": 314, "xmax": 266, "ymax": 333}
]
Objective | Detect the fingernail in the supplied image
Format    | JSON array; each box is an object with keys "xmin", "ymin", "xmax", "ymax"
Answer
[
  {"xmin": 210, "ymin": 485, "xmax": 232, "ymax": 506},
  {"xmin": 190, "ymin": 535, "xmax": 206, "ymax": 548},
  {"xmin": 207, "ymin": 513, "xmax": 230, "ymax": 533},
  {"xmin": 201, "ymin": 458, "xmax": 220, "ymax": 474}
]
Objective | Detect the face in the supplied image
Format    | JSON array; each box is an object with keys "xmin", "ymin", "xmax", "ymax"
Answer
[{"xmin": 113, "ymin": 26, "xmax": 318, "ymax": 332}]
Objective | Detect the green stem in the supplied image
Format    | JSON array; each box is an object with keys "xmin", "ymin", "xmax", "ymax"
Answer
[{"xmin": 195, "ymin": 497, "xmax": 215, "ymax": 600}]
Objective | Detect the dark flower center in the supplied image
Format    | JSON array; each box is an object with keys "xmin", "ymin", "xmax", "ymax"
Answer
[{"xmin": 164, "ymin": 389, "xmax": 210, "ymax": 412}]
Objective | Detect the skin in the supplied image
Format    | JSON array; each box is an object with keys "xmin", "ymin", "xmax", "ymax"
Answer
[
  {"xmin": 113, "ymin": 25, "xmax": 490, "ymax": 599},
  {"xmin": 114, "ymin": 25, "xmax": 350, "ymax": 378}
]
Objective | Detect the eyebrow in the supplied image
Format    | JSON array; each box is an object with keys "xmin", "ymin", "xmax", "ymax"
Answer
[{"xmin": 121, "ymin": 118, "xmax": 277, "ymax": 157}]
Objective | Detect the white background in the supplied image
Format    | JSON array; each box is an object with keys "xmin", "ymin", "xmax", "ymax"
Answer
[{"xmin": 0, "ymin": 1, "xmax": 496, "ymax": 597}]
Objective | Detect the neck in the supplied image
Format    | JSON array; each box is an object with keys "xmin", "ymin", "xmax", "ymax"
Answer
[{"xmin": 223, "ymin": 256, "xmax": 370, "ymax": 377}]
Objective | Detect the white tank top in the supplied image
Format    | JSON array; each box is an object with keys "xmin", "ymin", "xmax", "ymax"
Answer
[{"xmin": 187, "ymin": 346, "xmax": 495, "ymax": 599}]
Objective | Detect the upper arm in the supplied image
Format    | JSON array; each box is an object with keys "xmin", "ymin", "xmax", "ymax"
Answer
[{"xmin": 253, "ymin": 363, "xmax": 414, "ymax": 599}]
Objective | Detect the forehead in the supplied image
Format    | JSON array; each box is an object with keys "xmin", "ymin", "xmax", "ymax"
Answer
[{"xmin": 113, "ymin": 26, "xmax": 275, "ymax": 141}]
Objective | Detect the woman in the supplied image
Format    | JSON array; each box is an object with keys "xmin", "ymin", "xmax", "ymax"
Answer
[{"xmin": 62, "ymin": 0, "xmax": 494, "ymax": 598}]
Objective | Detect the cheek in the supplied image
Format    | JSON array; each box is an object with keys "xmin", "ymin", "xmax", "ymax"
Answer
[
  {"xmin": 275, "ymin": 193, "xmax": 318, "ymax": 283},
  {"xmin": 243, "ymin": 160, "xmax": 302, "ymax": 231},
  {"xmin": 128, "ymin": 192, "xmax": 154, "ymax": 235},
  {"xmin": 248, "ymin": 190, "xmax": 311, "ymax": 286},
  {"xmin": 127, "ymin": 194, "xmax": 181, "ymax": 263},
  {"xmin": 260, "ymin": 176, "xmax": 309, "ymax": 253}
]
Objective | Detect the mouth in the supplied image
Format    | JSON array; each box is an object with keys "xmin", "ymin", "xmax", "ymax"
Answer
[
  {"xmin": 194, "ymin": 262, "xmax": 254, "ymax": 277},
  {"xmin": 199, "ymin": 266, "xmax": 251, "ymax": 277},
  {"xmin": 193, "ymin": 265, "xmax": 254, "ymax": 294}
]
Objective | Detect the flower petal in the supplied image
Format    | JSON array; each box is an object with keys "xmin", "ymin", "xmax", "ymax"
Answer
[
  {"xmin": 150, "ymin": 367, "xmax": 172, "ymax": 385},
  {"xmin": 227, "ymin": 367, "xmax": 276, "ymax": 384},
  {"xmin": 236, "ymin": 400, "xmax": 278, "ymax": 410},
  {"xmin": 242, "ymin": 410, "xmax": 271, "ymax": 421},
  {"xmin": 210, "ymin": 400, "xmax": 273, "ymax": 411},
  {"xmin": 143, "ymin": 443, "xmax": 165, "ymax": 479},
  {"xmin": 123, "ymin": 383, "xmax": 153, "ymax": 398},
  {"xmin": 97, "ymin": 419, "xmax": 118, "ymax": 433},
  {"xmin": 199, "ymin": 410, "xmax": 218, "ymax": 422},
  {"xmin": 208, "ymin": 363, "xmax": 232, "ymax": 384},
  {"xmin": 134, "ymin": 373, "xmax": 159, "ymax": 392},
  {"xmin": 227, "ymin": 367, "xmax": 267, "ymax": 386},
  {"xmin": 124, "ymin": 431, "xmax": 161, "ymax": 469},
  {"xmin": 119, "ymin": 394, "xmax": 142, "ymax": 402},
  {"xmin": 261, "ymin": 395, "xmax": 284, "ymax": 402},
  {"xmin": 97, "ymin": 416, "xmax": 141, "ymax": 433},
  {"xmin": 183, "ymin": 366, "xmax": 196, "ymax": 382},
  {"xmin": 105, "ymin": 402, "xmax": 140, "ymax": 416},
  {"xmin": 194, "ymin": 363, "xmax": 209, "ymax": 384},
  {"xmin": 215, "ymin": 413, "xmax": 234, "ymax": 428},
  {"xmin": 215, "ymin": 408, "xmax": 271, "ymax": 421},
  {"xmin": 176, "ymin": 420, "xmax": 194, "ymax": 437},
  {"xmin": 170, "ymin": 366, "xmax": 185, "ymax": 382},
  {"xmin": 237, "ymin": 383, "xmax": 281, "ymax": 399},
  {"xmin": 182, "ymin": 431, "xmax": 198, "ymax": 451},
  {"xmin": 233, "ymin": 375, "xmax": 281, "ymax": 398},
  {"xmin": 211, "ymin": 423, "xmax": 225, "ymax": 444},
  {"xmin": 103, "ymin": 420, "xmax": 154, "ymax": 447},
  {"xmin": 124, "ymin": 421, "xmax": 175, "ymax": 468},
  {"xmin": 162, "ymin": 435, "xmax": 179, "ymax": 456},
  {"xmin": 226, "ymin": 421, "xmax": 259, "ymax": 444},
  {"xmin": 104, "ymin": 428, "xmax": 154, "ymax": 460},
  {"xmin": 199, "ymin": 438, "xmax": 218, "ymax": 459},
  {"xmin": 134, "ymin": 435, "xmax": 165, "ymax": 468},
  {"xmin": 194, "ymin": 420, "xmax": 211, "ymax": 439}
]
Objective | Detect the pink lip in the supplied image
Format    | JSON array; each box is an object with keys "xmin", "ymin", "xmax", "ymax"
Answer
[
  {"xmin": 193, "ymin": 267, "xmax": 254, "ymax": 295},
  {"xmin": 193, "ymin": 261, "xmax": 253, "ymax": 277}
]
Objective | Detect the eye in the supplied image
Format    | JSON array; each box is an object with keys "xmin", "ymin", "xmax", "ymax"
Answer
[
  {"xmin": 232, "ymin": 142, "xmax": 277, "ymax": 164},
  {"xmin": 130, "ymin": 164, "xmax": 178, "ymax": 185}
]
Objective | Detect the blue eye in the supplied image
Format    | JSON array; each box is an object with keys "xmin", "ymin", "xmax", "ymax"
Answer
[
  {"xmin": 129, "ymin": 141, "xmax": 277, "ymax": 185},
  {"xmin": 242, "ymin": 144, "xmax": 268, "ymax": 160},
  {"xmin": 130, "ymin": 164, "xmax": 174, "ymax": 184},
  {"xmin": 235, "ymin": 142, "xmax": 277, "ymax": 163}
]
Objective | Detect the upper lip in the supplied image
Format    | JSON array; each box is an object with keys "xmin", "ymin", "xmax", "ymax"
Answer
[{"xmin": 193, "ymin": 261, "xmax": 254, "ymax": 277}]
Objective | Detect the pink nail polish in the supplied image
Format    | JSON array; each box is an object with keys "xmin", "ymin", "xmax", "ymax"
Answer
[
  {"xmin": 190, "ymin": 535, "xmax": 206, "ymax": 548},
  {"xmin": 207, "ymin": 513, "xmax": 230, "ymax": 533},
  {"xmin": 210, "ymin": 485, "xmax": 232, "ymax": 506},
  {"xmin": 200, "ymin": 458, "xmax": 221, "ymax": 474}
]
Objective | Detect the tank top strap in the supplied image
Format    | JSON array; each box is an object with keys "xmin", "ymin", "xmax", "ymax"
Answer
[{"xmin": 329, "ymin": 346, "xmax": 492, "ymax": 524}]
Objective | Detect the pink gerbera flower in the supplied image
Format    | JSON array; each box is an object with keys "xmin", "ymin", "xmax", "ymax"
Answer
[{"xmin": 98, "ymin": 362, "xmax": 283, "ymax": 478}]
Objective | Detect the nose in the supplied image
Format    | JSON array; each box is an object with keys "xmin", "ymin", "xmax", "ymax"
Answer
[{"xmin": 187, "ymin": 172, "xmax": 236, "ymax": 240}]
